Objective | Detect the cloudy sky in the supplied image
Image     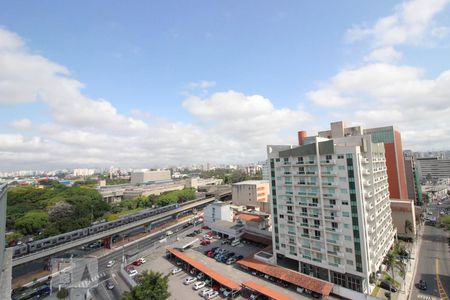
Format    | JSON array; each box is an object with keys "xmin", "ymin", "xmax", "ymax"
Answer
[{"xmin": 1, "ymin": 0, "xmax": 450, "ymax": 171}]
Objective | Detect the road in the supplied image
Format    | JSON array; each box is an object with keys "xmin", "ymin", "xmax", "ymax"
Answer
[{"xmin": 411, "ymin": 198, "xmax": 450, "ymax": 300}]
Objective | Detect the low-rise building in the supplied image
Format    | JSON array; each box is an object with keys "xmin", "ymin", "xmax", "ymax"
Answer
[
  {"xmin": 130, "ymin": 170, "xmax": 171, "ymax": 184},
  {"xmin": 232, "ymin": 180, "xmax": 270, "ymax": 214},
  {"xmin": 203, "ymin": 201, "xmax": 234, "ymax": 227}
]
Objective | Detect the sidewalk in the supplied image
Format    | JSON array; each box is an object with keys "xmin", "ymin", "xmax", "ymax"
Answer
[{"xmin": 397, "ymin": 224, "xmax": 424, "ymax": 300}]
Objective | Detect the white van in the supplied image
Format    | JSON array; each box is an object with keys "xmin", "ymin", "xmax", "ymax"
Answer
[{"xmin": 231, "ymin": 239, "xmax": 241, "ymax": 247}]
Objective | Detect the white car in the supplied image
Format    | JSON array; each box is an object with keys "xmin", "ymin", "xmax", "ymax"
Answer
[
  {"xmin": 184, "ymin": 276, "xmax": 197, "ymax": 285},
  {"xmin": 106, "ymin": 260, "xmax": 115, "ymax": 268},
  {"xmin": 171, "ymin": 267, "xmax": 182, "ymax": 275},
  {"xmin": 197, "ymin": 272, "xmax": 205, "ymax": 279},
  {"xmin": 199, "ymin": 288, "xmax": 213, "ymax": 297},
  {"xmin": 138, "ymin": 257, "xmax": 146, "ymax": 264},
  {"xmin": 128, "ymin": 269, "xmax": 138, "ymax": 277},
  {"xmin": 192, "ymin": 281, "xmax": 206, "ymax": 290},
  {"xmin": 205, "ymin": 291, "xmax": 219, "ymax": 299}
]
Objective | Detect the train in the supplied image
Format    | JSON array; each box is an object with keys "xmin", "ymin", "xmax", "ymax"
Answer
[{"xmin": 12, "ymin": 203, "xmax": 180, "ymax": 258}]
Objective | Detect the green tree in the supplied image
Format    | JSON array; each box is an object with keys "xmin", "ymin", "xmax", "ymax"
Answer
[
  {"xmin": 404, "ymin": 219, "xmax": 413, "ymax": 235},
  {"xmin": 56, "ymin": 288, "xmax": 69, "ymax": 299},
  {"xmin": 384, "ymin": 251, "xmax": 396, "ymax": 280},
  {"xmin": 121, "ymin": 271, "xmax": 170, "ymax": 300},
  {"xmin": 15, "ymin": 211, "xmax": 48, "ymax": 235}
]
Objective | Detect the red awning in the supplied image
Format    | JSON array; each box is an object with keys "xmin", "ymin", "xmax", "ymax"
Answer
[
  {"xmin": 242, "ymin": 281, "xmax": 294, "ymax": 300},
  {"xmin": 237, "ymin": 258, "xmax": 333, "ymax": 296}
]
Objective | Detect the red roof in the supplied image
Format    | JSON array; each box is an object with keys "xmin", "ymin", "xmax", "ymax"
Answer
[
  {"xmin": 238, "ymin": 213, "xmax": 264, "ymax": 222},
  {"xmin": 242, "ymin": 281, "xmax": 294, "ymax": 300},
  {"xmin": 166, "ymin": 248, "xmax": 241, "ymax": 290},
  {"xmin": 237, "ymin": 258, "xmax": 333, "ymax": 296}
]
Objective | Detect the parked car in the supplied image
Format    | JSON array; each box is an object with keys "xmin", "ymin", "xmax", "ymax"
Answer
[
  {"xmin": 193, "ymin": 281, "xmax": 206, "ymax": 290},
  {"xmin": 380, "ymin": 281, "xmax": 398, "ymax": 292},
  {"xmin": 138, "ymin": 257, "xmax": 146, "ymax": 263},
  {"xmin": 231, "ymin": 239, "xmax": 241, "ymax": 247},
  {"xmin": 226, "ymin": 258, "xmax": 236, "ymax": 265},
  {"xmin": 128, "ymin": 269, "xmax": 138, "ymax": 277},
  {"xmin": 171, "ymin": 267, "xmax": 182, "ymax": 275},
  {"xmin": 106, "ymin": 260, "xmax": 115, "ymax": 268},
  {"xmin": 223, "ymin": 288, "xmax": 233, "ymax": 297},
  {"xmin": 132, "ymin": 260, "xmax": 143, "ymax": 266},
  {"xmin": 197, "ymin": 272, "xmax": 205, "ymax": 280},
  {"xmin": 200, "ymin": 240, "xmax": 211, "ymax": 246},
  {"xmin": 199, "ymin": 288, "xmax": 214, "ymax": 297},
  {"xmin": 205, "ymin": 291, "xmax": 219, "ymax": 299},
  {"xmin": 417, "ymin": 280, "xmax": 427, "ymax": 290},
  {"xmin": 106, "ymin": 281, "xmax": 115, "ymax": 290},
  {"xmin": 235, "ymin": 255, "xmax": 244, "ymax": 260},
  {"xmin": 184, "ymin": 276, "xmax": 197, "ymax": 285}
]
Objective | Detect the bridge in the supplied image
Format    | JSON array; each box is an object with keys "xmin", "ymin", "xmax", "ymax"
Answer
[{"xmin": 12, "ymin": 197, "xmax": 215, "ymax": 267}]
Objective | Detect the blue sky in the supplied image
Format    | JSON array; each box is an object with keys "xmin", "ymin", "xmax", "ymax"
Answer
[{"xmin": 1, "ymin": 0, "xmax": 450, "ymax": 171}]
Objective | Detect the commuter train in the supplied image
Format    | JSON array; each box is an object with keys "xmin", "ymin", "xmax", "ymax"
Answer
[{"xmin": 12, "ymin": 203, "xmax": 180, "ymax": 258}]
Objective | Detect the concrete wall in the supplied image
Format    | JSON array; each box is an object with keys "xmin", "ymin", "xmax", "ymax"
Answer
[
  {"xmin": 130, "ymin": 170, "xmax": 171, "ymax": 184},
  {"xmin": 232, "ymin": 181, "xmax": 270, "ymax": 213},
  {"xmin": 0, "ymin": 184, "xmax": 6, "ymax": 269},
  {"xmin": 203, "ymin": 202, "xmax": 233, "ymax": 227},
  {"xmin": 390, "ymin": 200, "xmax": 416, "ymax": 237}
]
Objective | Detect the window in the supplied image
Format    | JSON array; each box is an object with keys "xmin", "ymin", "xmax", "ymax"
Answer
[
  {"xmin": 338, "ymin": 165, "xmax": 346, "ymax": 170},
  {"xmin": 326, "ymin": 155, "xmax": 332, "ymax": 160},
  {"xmin": 313, "ymin": 198, "xmax": 318, "ymax": 204},
  {"xmin": 330, "ymin": 199, "xmax": 336, "ymax": 205},
  {"xmin": 345, "ymin": 235, "xmax": 352, "ymax": 241},
  {"xmin": 288, "ymin": 215, "xmax": 294, "ymax": 223},
  {"xmin": 346, "ymin": 260, "xmax": 354, "ymax": 266},
  {"xmin": 289, "ymin": 237, "xmax": 295, "ymax": 244},
  {"xmin": 343, "ymin": 223, "xmax": 350, "ymax": 229},
  {"xmin": 342, "ymin": 212, "xmax": 350, "ymax": 217},
  {"xmin": 279, "ymin": 214, "xmax": 284, "ymax": 219},
  {"xmin": 337, "ymin": 155, "xmax": 344, "ymax": 159},
  {"xmin": 287, "ymin": 206, "xmax": 293, "ymax": 213},
  {"xmin": 314, "ymin": 220, "xmax": 320, "ymax": 226},
  {"xmin": 281, "ymin": 243, "xmax": 286, "ymax": 248},
  {"xmin": 340, "ymin": 188, "xmax": 348, "ymax": 194},
  {"xmin": 315, "ymin": 230, "xmax": 321, "ymax": 237},
  {"xmin": 332, "ymin": 222, "xmax": 338, "ymax": 229},
  {"xmin": 303, "ymin": 228, "xmax": 309, "ymax": 235},
  {"xmin": 302, "ymin": 208, "xmax": 307, "ymax": 213},
  {"xmin": 332, "ymin": 272, "xmax": 345, "ymax": 286},
  {"xmin": 302, "ymin": 218, "xmax": 308, "ymax": 224},
  {"xmin": 342, "ymin": 201, "xmax": 349, "ymax": 205},
  {"xmin": 345, "ymin": 247, "xmax": 353, "ymax": 253},
  {"xmin": 339, "ymin": 177, "xmax": 347, "ymax": 182},
  {"xmin": 347, "ymin": 276, "xmax": 362, "ymax": 292}
]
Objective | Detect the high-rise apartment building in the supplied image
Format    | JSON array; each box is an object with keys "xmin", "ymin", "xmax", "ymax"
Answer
[
  {"xmin": 309, "ymin": 121, "xmax": 408, "ymax": 200},
  {"xmin": 268, "ymin": 131, "xmax": 395, "ymax": 297},
  {"xmin": 404, "ymin": 151, "xmax": 423, "ymax": 205}
]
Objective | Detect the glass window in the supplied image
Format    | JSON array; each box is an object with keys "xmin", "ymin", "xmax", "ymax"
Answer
[
  {"xmin": 342, "ymin": 212, "xmax": 350, "ymax": 217},
  {"xmin": 345, "ymin": 235, "xmax": 352, "ymax": 241}
]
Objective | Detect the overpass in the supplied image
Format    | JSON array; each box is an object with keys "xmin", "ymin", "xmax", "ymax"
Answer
[{"xmin": 12, "ymin": 197, "xmax": 215, "ymax": 267}]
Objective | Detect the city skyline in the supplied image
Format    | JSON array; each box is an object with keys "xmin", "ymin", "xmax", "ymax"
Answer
[{"xmin": 1, "ymin": 0, "xmax": 450, "ymax": 171}]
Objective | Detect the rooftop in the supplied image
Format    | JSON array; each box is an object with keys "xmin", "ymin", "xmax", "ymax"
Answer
[
  {"xmin": 233, "ymin": 180, "xmax": 269, "ymax": 186},
  {"xmin": 237, "ymin": 257, "xmax": 333, "ymax": 296}
]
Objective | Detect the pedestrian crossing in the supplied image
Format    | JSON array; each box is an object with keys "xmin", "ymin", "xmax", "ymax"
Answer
[{"xmin": 69, "ymin": 270, "xmax": 108, "ymax": 288}]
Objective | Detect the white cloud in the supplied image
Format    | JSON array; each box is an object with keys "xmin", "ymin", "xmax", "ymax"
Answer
[
  {"xmin": 8, "ymin": 119, "xmax": 33, "ymax": 130},
  {"xmin": 364, "ymin": 47, "xmax": 403, "ymax": 63},
  {"xmin": 431, "ymin": 26, "xmax": 450, "ymax": 38},
  {"xmin": 0, "ymin": 27, "xmax": 314, "ymax": 171},
  {"xmin": 346, "ymin": 0, "xmax": 449, "ymax": 46}
]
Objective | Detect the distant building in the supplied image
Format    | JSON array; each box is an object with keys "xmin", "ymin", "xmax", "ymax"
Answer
[
  {"xmin": 186, "ymin": 177, "xmax": 223, "ymax": 190},
  {"xmin": 0, "ymin": 184, "xmax": 12, "ymax": 299},
  {"xmin": 232, "ymin": 180, "xmax": 270, "ymax": 213},
  {"xmin": 73, "ymin": 168, "xmax": 95, "ymax": 177},
  {"xmin": 416, "ymin": 157, "xmax": 450, "ymax": 180},
  {"xmin": 203, "ymin": 201, "xmax": 233, "ymax": 227},
  {"xmin": 130, "ymin": 170, "xmax": 171, "ymax": 184}
]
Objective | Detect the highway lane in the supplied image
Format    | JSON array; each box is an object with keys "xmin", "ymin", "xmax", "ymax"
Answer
[{"xmin": 411, "ymin": 201, "xmax": 450, "ymax": 300}]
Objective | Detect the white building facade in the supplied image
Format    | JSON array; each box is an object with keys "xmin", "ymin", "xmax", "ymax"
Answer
[
  {"xmin": 267, "ymin": 134, "xmax": 395, "ymax": 297},
  {"xmin": 203, "ymin": 201, "xmax": 234, "ymax": 227}
]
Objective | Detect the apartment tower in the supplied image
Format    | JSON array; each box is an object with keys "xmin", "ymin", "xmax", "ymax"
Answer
[{"xmin": 267, "ymin": 128, "xmax": 395, "ymax": 298}]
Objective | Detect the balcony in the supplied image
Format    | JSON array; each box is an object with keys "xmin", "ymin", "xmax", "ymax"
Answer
[
  {"xmin": 286, "ymin": 191, "xmax": 293, "ymax": 195},
  {"xmin": 324, "ymin": 215, "xmax": 335, "ymax": 220},
  {"xmin": 321, "ymin": 171, "xmax": 336, "ymax": 176},
  {"xmin": 301, "ymin": 234, "xmax": 310, "ymax": 238},
  {"xmin": 365, "ymin": 191, "xmax": 373, "ymax": 198},
  {"xmin": 297, "ymin": 171, "xmax": 305, "ymax": 175},
  {"xmin": 305, "ymin": 171, "xmax": 316, "ymax": 175},
  {"xmin": 324, "ymin": 204, "xmax": 340, "ymax": 210},
  {"xmin": 322, "ymin": 182, "xmax": 337, "ymax": 187},
  {"xmin": 364, "ymin": 169, "xmax": 371, "ymax": 175},
  {"xmin": 364, "ymin": 180, "xmax": 371, "ymax": 187},
  {"xmin": 298, "ymin": 202, "xmax": 308, "ymax": 206},
  {"xmin": 295, "ymin": 161, "xmax": 304, "ymax": 165},
  {"xmin": 309, "ymin": 213, "xmax": 319, "ymax": 218},
  {"xmin": 362, "ymin": 157, "xmax": 369, "ymax": 164},
  {"xmin": 321, "ymin": 159, "xmax": 336, "ymax": 164},
  {"xmin": 323, "ymin": 193, "xmax": 335, "ymax": 198},
  {"xmin": 283, "ymin": 172, "xmax": 292, "ymax": 175},
  {"xmin": 285, "ymin": 182, "xmax": 292, "ymax": 185}
]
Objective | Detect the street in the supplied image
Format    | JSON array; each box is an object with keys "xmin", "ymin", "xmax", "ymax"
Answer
[{"xmin": 411, "ymin": 199, "xmax": 450, "ymax": 300}]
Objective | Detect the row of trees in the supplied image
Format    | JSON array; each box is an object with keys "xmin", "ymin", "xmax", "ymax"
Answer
[
  {"xmin": 7, "ymin": 180, "xmax": 110, "ymax": 240},
  {"xmin": 193, "ymin": 168, "xmax": 262, "ymax": 184},
  {"xmin": 105, "ymin": 188, "xmax": 196, "ymax": 221},
  {"xmin": 7, "ymin": 181, "xmax": 196, "ymax": 242}
]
